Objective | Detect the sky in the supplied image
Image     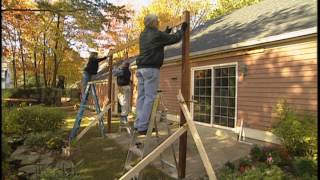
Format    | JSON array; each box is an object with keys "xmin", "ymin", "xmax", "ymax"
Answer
[{"xmin": 108, "ymin": 0, "xmax": 152, "ymax": 12}]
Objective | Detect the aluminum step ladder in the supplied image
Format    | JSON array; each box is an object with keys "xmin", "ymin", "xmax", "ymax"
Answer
[
  {"xmin": 69, "ymin": 82, "xmax": 106, "ymax": 142},
  {"xmin": 123, "ymin": 91, "xmax": 178, "ymax": 179}
]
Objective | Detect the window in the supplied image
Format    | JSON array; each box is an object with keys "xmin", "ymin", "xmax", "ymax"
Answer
[
  {"xmin": 193, "ymin": 69, "xmax": 212, "ymax": 124},
  {"xmin": 213, "ymin": 66, "xmax": 236, "ymax": 128}
]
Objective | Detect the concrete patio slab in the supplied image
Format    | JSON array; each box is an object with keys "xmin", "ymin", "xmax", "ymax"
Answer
[{"xmin": 106, "ymin": 121, "xmax": 252, "ymax": 179}]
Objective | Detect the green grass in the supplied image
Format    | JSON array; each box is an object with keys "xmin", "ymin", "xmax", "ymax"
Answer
[{"xmin": 63, "ymin": 109, "xmax": 174, "ymax": 180}]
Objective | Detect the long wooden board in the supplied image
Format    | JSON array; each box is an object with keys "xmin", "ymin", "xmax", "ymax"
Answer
[
  {"xmin": 119, "ymin": 125, "xmax": 188, "ymax": 180},
  {"xmin": 177, "ymin": 91, "xmax": 217, "ymax": 180},
  {"xmin": 75, "ymin": 104, "xmax": 111, "ymax": 141}
]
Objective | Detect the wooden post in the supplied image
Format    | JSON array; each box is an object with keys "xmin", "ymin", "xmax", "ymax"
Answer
[
  {"xmin": 179, "ymin": 10, "xmax": 190, "ymax": 178},
  {"xmin": 107, "ymin": 55, "xmax": 113, "ymax": 133}
]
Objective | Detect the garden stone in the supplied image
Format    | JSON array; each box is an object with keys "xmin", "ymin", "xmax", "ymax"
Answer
[
  {"xmin": 55, "ymin": 160, "xmax": 74, "ymax": 169},
  {"xmin": 20, "ymin": 154, "xmax": 40, "ymax": 165},
  {"xmin": 10, "ymin": 145, "xmax": 30, "ymax": 159},
  {"xmin": 40, "ymin": 152, "xmax": 52, "ymax": 159},
  {"xmin": 30, "ymin": 173, "xmax": 39, "ymax": 180},
  {"xmin": 17, "ymin": 171, "xmax": 28, "ymax": 180},
  {"xmin": 38, "ymin": 157, "xmax": 54, "ymax": 166},
  {"xmin": 18, "ymin": 165, "xmax": 39, "ymax": 174}
]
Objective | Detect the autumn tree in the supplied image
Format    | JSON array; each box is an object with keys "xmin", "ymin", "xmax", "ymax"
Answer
[
  {"xmin": 2, "ymin": 0, "xmax": 131, "ymax": 88},
  {"xmin": 135, "ymin": 0, "xmax": 214, "ymax": 32},
  {"xmin": 209, "ymin": 0, "xmax": 262, "ymax": 19}
]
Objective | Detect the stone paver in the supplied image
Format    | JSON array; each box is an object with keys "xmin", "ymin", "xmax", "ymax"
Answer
[
  {"xmin": 55, "ymin": 160, "xmax": 74, "ymax": 169},
  {"xmin": 18, "ymin": 165, "xmax": 39, "ymax": 174},
  {"xmin": 20, "ymin": 154, "xmax": 40, "ymax": 165}
]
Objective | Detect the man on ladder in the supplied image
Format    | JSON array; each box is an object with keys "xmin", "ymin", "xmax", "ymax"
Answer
[
  {"xmin": 82, "ymin": 50, "xmax": 108, "ymax": 96},
  {"xmin": 134, "ymin": 14, "xmax": 188, "ymax": 135},
  {"xmin": 69, "ymin": 50, "xmax": 108, "ymax": 141},
  {"xmin": 113, "ymin": 61, "xmax": 132, "ymax": 134}
]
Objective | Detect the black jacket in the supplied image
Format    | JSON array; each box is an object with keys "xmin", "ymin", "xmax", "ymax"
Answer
[
  {"xmin": 116, "ymin": 67, "xmax": 131, "ymax": 86},
  {"xmin": 136, "ymin": 27, "xmax": 183, "ymax": 69},
  {"xmin": 84, "ymin": 56, "xmax": 107, "ymax": 75}
]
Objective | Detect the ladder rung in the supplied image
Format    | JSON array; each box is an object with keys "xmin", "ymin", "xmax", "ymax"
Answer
[{"xmin": 129, "ymin": 146, "xmax": 143, "ymax": 157}]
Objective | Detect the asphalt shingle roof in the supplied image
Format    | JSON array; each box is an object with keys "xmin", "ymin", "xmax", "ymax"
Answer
[{"xmin": 164, "ymin": 0, "xmax": 317, "ymax": 59}]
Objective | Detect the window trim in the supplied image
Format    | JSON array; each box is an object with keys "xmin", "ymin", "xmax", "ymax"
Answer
[{"xmin": 191, "ymin": 62, "xmax": 238, "ymax": 132}]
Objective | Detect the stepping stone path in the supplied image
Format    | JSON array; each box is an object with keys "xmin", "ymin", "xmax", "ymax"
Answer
[
  {"xmin": 20, "ymin": 153, "xmax": 40, "ymax": 165},
  {"xmin": 38, "ymin": 157, "xmax": 54, "ymax": 166},
  {"xmin": 9, "ymin": 144, "xmax": 74, "ymax": 178},
  {"xmin": 10, "ymin": 145, "xmax": 30, "ymax": 160},
  {"xmin": 55, "ymin": 160, "xmax": 74, "ymax": 169},
  {"xmin": 18, "ymin": 165, "xmax": 39, "ymax": 174}
]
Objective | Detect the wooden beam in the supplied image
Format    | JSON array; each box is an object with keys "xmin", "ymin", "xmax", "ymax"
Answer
[
  {"xmin": 119, "ymin": 125, "xmax": 188, "ymax": 180},
  {"xmin": 178, "ymin": 10, "xmax": 190, "ymax": 178},
  {"xmin": 107, "ymin": 54, "xmax": 113, "ymax": 133},
  {"xmin": 3, "ymin": 98, "xmax": 38, "ymax": 102},
  {"xmin": 88, "ymin": 79, "xmax": 108, "ymax": 85},
  {"xmin": 108, "ymin": 39, "xmax": 139, "ymax": 55},
  {"xmin": 1, "ymin": 8, "xmax": 85, "ymax": 12},
  {"xmin": 177, "ymin": 91, "xmax": 217, "ymax": 180},
  {"xmin": 75, "ymin": 104, "xmax": 111, "ymax": 141}
]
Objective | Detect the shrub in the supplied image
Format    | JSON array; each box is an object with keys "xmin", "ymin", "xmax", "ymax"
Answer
[
  {"xmin": 250, "ymin": 145, "xmax": 263, "ymax": 162},
  {"xmin": 263, "ymin": 165, "xmax": 286, "ymax": 180},
  {"xmin": 218, "ymin": 166, "xmax": 237, "ymax": 180},
  {"xmin": 292, "ymin": 157, "xmax": 317, "ymax": 177},
  {"xmin": 261, "ymin": 146, "xmax": 286, "ymax": 166},
  {"xmin": 2, "ymin": 136, "xmax": 12, "ymax": 175},
  {"xmin": 24, "ymin": 131, "xmax": 65, "ymax": 150},
  {"xmin": 239, "ymin": 158, "xmax": 251, "ymax": 167},
  {"xmin": 224, "ymin": 161, "xmax": 236, "ymax": 171},
  {"xmin": 2, "ymin": 88, "xmax": 63, "ymax": 106},
  {"xmin": 32, "ymin": 167, "xmax": 81, "ymax": 180},
  {"xmin": 3, "ymin": 106, "xmax": 66, "ymax": 135},
  {"xmin": 237, "ymin": 165, "xmax": 285, "ymax": 180},
  {"xmin": 272, "ymin": 98, "xmax": 317, "ymax": 158}
]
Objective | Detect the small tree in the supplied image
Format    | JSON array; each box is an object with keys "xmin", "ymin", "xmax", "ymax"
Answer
[{"xmin": 272, "ymin": 98, "xmax": 317, "ymax": 159}]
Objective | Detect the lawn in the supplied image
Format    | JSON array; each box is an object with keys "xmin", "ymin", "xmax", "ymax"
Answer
[{"xmin": 63, "ymin": 108, "xmax": 174, "ymax": 180}]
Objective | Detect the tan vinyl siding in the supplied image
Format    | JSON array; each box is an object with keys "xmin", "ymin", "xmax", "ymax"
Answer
[
  {"xmin": 156, "ymin": 36, "xmax": 317, "ymax": 131},
  {"xmin": 92, "ymin": 36, "xmax": 317, "ymax": 132}
]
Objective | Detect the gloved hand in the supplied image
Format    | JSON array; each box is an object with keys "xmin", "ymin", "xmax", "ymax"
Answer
[
  {"xmin": 165, "ymin": 26, "xmax": 172, "ymax": 34},
  {"xmin": 181, "ymin": 22, "xmax": 188, "ymax": 32}
]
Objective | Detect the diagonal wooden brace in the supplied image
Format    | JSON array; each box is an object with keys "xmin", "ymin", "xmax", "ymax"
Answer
[
  {"xmin": 75, "ymin": 103, "xmax": 111, "ymax": 142},
  {"xmin": 177, "ymin": 90, "xmax": 217, "ymax": 180}
]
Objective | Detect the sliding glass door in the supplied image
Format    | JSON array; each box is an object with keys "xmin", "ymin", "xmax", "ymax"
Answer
[{"xmin": 192, "ymin": 65, "xmax": 237, "ymax": 128}]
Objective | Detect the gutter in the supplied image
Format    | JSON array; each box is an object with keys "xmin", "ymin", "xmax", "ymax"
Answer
[{"xmin": 163, "ymin": 27, "xmax": 317, "ymax": 64}]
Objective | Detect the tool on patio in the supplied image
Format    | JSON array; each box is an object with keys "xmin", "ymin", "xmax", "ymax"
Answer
[
  {"xmin": 123, "ymin": 90, "xmax": 178, "ymax": 179},
  {"xmin": 118, "ymin": 120, "xmax": 132, "ymax": 135}
]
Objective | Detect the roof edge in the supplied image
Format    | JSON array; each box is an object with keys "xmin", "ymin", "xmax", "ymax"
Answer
[{"xmin": 164, "ymin": 27, "xmax": 317, "ymax": 63}]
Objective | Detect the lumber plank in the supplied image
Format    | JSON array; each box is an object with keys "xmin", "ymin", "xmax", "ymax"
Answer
[
  {"xmin": 119, "ymin": 125, "xmax": 187, "ymax": 180},
  {"xmin": 177, "ymin": 91, "xmax": 217, "ymax": 180},
  {"xmin": 75, "ymin": 104, "xmax": 111, "ymax": 141}
]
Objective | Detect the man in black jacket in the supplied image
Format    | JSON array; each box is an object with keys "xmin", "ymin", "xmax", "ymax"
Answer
[
  {"xmin": 81, "ymin": 51, "xmax": 107, "ymax": 97},
  {"xmin": 113, "ymin": 62, "xmax": 131, "ymax": 124},
  {"xmin": 134, "ymin": 14, "xmax": 188, "ymax": 134}
]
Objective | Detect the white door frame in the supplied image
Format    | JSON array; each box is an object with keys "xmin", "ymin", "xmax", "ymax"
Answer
[{"xmin": 190, "ymin": 62, "xmax": 238, "ymax": 132}]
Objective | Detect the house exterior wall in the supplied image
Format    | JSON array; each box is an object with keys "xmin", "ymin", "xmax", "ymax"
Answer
[
  {"xmin": 130, "ymin": 36, "xmax": 317, "ymax": 132},
  {"xmin": 90, "ymin": 35, "xmax": 317, "ymax": 139}
]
